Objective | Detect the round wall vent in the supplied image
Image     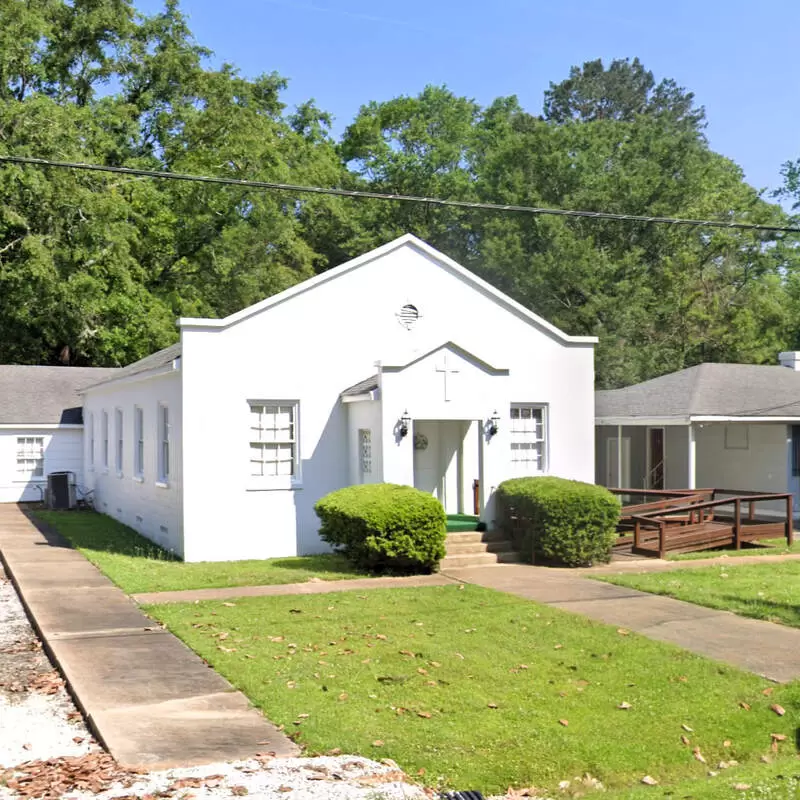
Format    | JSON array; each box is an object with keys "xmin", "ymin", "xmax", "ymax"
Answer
[{"xmin": 397, "ymin": 303, "xmax": 420, "ymax": 330}]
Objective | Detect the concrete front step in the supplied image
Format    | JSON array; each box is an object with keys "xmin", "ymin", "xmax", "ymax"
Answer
[
  {"xmin": 440, "ymin": 550, "xmax": 522, "ymax": 569},
  {"xmin": 445, "ymin": 540, "xmax": 514, "ymax": 555},
  {"xmin": 445, "ymin": 530, "xmax": 508, "ymax": 545}
]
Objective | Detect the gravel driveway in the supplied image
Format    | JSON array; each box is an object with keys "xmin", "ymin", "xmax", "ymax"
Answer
[{"xmin": 0, "ymin": 566, "xmax": 427, "ymax": 800}]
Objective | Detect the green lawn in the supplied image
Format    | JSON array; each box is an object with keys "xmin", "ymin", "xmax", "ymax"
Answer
[
  {"xmin": 147, "ymin": 584, "xmax": 800, "ymax": 796},
  {"xmin": 667, "ymin": 536, "xmax": 800, "ymax": 561},
  {"xmin": 596, "ymin": 561, "xmax": 800, "ymax": 628},
  {"xmin": 33, "ymin": 510, "xmax": 371, "ymax": 594}
]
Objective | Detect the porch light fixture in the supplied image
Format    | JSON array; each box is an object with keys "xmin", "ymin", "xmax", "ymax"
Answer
[
  {"xmin": 487, "ymin": 410, "xmax": 500, "ymax": 437},
  {"xmin": 399, "ymin": 410, "xmax": 411, "ymax": 438}
]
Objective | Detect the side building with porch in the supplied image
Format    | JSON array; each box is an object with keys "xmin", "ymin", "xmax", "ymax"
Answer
[{"xmin": 595, "ymin": 353, "xmax": 800, "ymax": 516}]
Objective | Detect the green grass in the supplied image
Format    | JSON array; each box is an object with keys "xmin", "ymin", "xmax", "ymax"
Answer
[
  {"xmin": 33, "ymin": 510, "xmax": 372, "ymax": 595},
  {"xmin": 596, "ymin": 561, "xmax": 800, "ymax": 628},
  {"xmin": 147, "ymin": 585, "xmax": 800, "ymax": 795},
  {"xmin": 667, "ymin": 536, "xmax": 800, "ymax": 561}
]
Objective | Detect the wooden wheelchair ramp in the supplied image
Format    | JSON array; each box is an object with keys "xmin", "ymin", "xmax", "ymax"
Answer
[{"xmin": 611, "ymin": 489, "xmax": 794, "ymax": 559}]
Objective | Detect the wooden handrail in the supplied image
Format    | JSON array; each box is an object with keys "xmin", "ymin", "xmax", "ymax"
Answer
[
  {"xmin": 610, "ymin": 488, "xmax": 713, "ymax": 497},
  {"xmin": 632, "ymin": 493, "xmax": 792, "ymax": 518}
]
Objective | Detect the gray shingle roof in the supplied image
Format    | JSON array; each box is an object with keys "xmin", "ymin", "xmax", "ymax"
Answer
[
  {"xmin": 0, "ymin": 366, "xmax": 118, "ymax": 424},
  {"xmin": 596, "ymin": 363, "xmax": 800, "ymax": 420},
  {"xmin": 84, "ymin": 343, "xmax": 181, "ymax": 389},
  {"xmin": 341, "ymin": 375, "xmax": 379, "ymax": 397}
]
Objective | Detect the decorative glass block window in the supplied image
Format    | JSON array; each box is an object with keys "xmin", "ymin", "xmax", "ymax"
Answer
[
  {"xmin": 359, "ymin": 429, "xmax": 372, "ymax": 478},
  {"xmin": 510, "ymin": 404, "xmax": 547, "ymax": 474},
  {"xmin": 158, "ymin": 404, "xmax": 170, "ymax": 482},
  {"xmin": 134, "ymin": 407, "xmax": 144, "ymax": 477},
  {"xmin": 249, "ymin": 402, "xmax": 298, "ymax": 478},
  {"xmin": 115, "ymin": 409, "xmax": 124, "ymax": 474},
  {"xmin": 102, "ymin": 411, "xmax": 109, "ymax": 468},
  {"xmin": 16, "ymin": 437, "xmax": 44, "ymax": 478}
]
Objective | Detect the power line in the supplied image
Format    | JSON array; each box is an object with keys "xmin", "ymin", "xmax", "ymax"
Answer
[{"xmin": 2, "ymin": 153, "xmax": 799, "ymax": 234}]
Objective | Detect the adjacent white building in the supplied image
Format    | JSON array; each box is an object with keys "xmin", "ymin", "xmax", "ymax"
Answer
[
  {"xmin": 595, "ymin": 354, "xmax": 800, "ymax": 516},
  {"xmin": 5, "ymin": 235, "xmax": 598, "ymax": 561},
  {"xmin": 0, "ymin": 366, "xmax": 115, "ymax": 503}
]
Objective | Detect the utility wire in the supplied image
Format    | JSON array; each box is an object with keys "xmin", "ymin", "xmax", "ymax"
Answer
[{"xmin": 2, "ymin": 153, "xmax": 799, "ymax": 234}]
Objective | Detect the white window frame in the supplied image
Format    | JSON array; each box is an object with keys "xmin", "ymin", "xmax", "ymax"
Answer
[
  {"xmin": 510, "ymin": 403, "xmax": 548, "ymax": 475},
  {"xmin": 248, "ymin": 400, "xmax": 301, "ymax": 489},
  {"xmin": 115, "ymin": 408, "xmax": 124, "ymax": 476},
  {"xmin": 88, "ymin": 412, "xmax": 95, "ymax": 470},
  {"xmin": 102, "ymin": 410, "xmax": 109, "ymax": 470},
  {"xmin": 157, "ymin": 403, "xmax": 170, "ymax": 486},
  {"xmin": 134, "ymin": 406, "xmax": 144, "ymax": 480},
  {"xmin": 16, "ymin": 436, "xmax": 44, "ymax": 481}
]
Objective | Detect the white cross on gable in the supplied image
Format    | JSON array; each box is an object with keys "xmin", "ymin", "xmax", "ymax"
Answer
[{"xmin": 435, "ymin": 352, "xmax": 460, "ymax": 402}]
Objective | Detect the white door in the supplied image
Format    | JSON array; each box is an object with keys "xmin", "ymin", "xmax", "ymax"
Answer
[{"xmin": 605, "ymin": 436, "xmax": 631, "ymax": 487}]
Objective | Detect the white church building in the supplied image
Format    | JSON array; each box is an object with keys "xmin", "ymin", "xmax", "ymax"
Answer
[{"xmin": 3, "ymin": 236, "xmax": 597, "ymax": 562}]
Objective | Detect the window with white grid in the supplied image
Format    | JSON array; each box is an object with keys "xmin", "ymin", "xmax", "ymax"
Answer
[
  {"xmin": 16, "ymin": 437, "xmax": 44, "ymax": 478},
  {"xmin": 134, "ymin": 407, "xmax": 144, "ymax": 478},
  {"xmin": 359, "ymin": 429, "xmax": 372, "ymax": 479},
  {"xmin": 510, "ymin": 404, "xmax": 547, "ymax": 474},
  {"xmin": 249, "ymin": 402, "xmax": 298, "ymax": 478}
]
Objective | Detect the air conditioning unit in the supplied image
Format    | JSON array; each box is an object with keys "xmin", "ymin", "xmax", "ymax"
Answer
[{"xmin": 47, "ymin": 471, "xmax": 77, "ymax": 510}]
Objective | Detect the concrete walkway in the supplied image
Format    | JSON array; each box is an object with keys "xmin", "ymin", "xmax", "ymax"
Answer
[
  {"xmin": 443, "ymin": 563, "xmax": 800, "ymax": 683},
  {"xmin": 133, "ymin": 573, "xmax": 456, "ymax": 605},
  {"xmin": 0, "ymin": 505, "xmax": 299, "ymax": 770}
]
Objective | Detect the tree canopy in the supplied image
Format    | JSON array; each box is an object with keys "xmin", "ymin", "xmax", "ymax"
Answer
[{"xmin": 0, "ymin": 3, "xmax": 796, "ymax": 388}]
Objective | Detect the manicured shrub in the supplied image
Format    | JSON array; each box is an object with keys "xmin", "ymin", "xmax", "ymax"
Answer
[
  {"xmin": 315, "ymin": 483, "xmax": 447, "ymax": 573},
  {"xmin": 496, "ymin": 476, "xmax": 620, "ymax": 567}
]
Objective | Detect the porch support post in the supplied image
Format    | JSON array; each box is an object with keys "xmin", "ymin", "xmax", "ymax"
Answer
[
  {"xmin": 617, "ymin": 424, "xmax": 623, "ymax": 488},
  {"xmin": 687, "ymin": 423, "xmax": 696, "ymax": 490}
]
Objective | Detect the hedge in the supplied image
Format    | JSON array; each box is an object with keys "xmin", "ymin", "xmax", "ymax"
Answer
[
  {"xmin": 496, "ymin": 476, "xmax": 620, "ymax": 567},
  {"xmin": 315, "ymin": 483, "xmax": 447, "ymax": 573}
]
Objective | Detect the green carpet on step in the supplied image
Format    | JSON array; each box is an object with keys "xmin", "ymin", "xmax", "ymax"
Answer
[{"xmin": 446, "ymin": 514, "xmax": 480, "ymax": 532}]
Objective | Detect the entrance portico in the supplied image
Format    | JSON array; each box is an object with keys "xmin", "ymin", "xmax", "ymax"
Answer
[{"xmin": 342, "ymin": 341, "xmax": 510, "ymax": 524}]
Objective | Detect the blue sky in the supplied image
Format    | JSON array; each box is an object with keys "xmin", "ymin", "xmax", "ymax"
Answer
[{"xmin": 138, "ymin": 0, "xmax": 799, "ymax": 201}]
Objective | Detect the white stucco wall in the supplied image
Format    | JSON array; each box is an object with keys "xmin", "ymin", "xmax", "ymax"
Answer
[
  {"xmin": 82, "ymin": 372, "xmax": 183, "ymax": 556},
  {"xmin": 0, "ymin": 428, "xmax": 83, "ymax": 503},
  {"xmin": 180, "ymin": 242, "xmax": 595, "ymax": 562},
  {"xmin": 346, "ymin": 401, "xmax": 383, "ymax": 486}
]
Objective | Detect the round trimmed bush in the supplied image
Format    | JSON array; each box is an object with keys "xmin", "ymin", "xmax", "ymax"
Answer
[
  {"xmin": 315, "ymin": 483, "xmax": 446, "ymax": 573},
  {"xmin": 497, "ymin": 476, "xmax": 620, "ymax": 567}
]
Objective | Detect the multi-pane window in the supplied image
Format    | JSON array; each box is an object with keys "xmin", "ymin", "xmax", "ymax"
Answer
[
  {"xmin": 16, "ymin": 437, "xmax": 44, "ymax": 478},
  {"xmin": 249, "ymin": 402, "xmax": 297, "ymax": 478},
  {"xmin": 158, "ymin": 404, "xmax": 170, "ymax": 482},
  {"xmin": 102, "ymin": 411, "xmax": 109, "ymax": 468},
  {"xmin": 510, "ymin": 404, "xmax": 547, "ymax": 474},
  {"xmin": 88, "ymin": 413, "xmax": 95, "ymax": 468},
  {"xmin": 115, "ymin": 409, "xmax": 123, "ymax": 474},
  {"xmin": 359, "ymin": 428, "xmax": 372, "ymax": 479},
  {"xmin": 134, "ymin": 407, "xmax": 144, "ymax": 477}
]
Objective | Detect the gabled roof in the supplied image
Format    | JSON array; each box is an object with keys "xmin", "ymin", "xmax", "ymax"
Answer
[
  {"xmin": 0, "ymin": 366, "xmax": 117, "ymax": 424},
  {"xmin": 179, "ymin": 234, "xmax": 598, "ymax": 346},
  {"xmin": 596, "ymin": 363, "xmax": 800, "ymax": 421},
  {"xmin": 381, "ymin": 340, "xmax": 509, "ymax": 374},
  {"xmin": 83, "ymin": 343, "xmax": 181, "ymax": 390}
]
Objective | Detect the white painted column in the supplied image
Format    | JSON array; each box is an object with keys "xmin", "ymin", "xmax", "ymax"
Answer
[
  {"xmin": 687, "ymin": 423, "xmax": 696, "ymax": 490},
  {"xmin": 617, "ymin": 424, "xmax": 623, "ymax": 488}
]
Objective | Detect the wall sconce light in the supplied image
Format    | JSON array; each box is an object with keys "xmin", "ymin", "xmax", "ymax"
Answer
[
  {"xmin": 399, "ymin": 410, "xmax": 411, "ymax": 438},
  {"xmin": 487, "ymin": 410, "xmax": 500, "ymax": 437}
]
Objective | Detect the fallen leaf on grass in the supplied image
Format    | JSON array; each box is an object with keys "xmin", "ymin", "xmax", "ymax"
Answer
[
  {"xmin": 693, "ymin": 747, "xmax": 706, "ymax": 764},
  {"xmin": 770, "ymin": 704, "xmax": 786, "ymax": 716},
  {"xmin": 222, "ymin": 602, "xmax": 236, "ymax": 607},
  {"xmin": 416, "ymin": 711, "xmax": 432, "ymax": 719},
  {"xmin": 372, "ymin": 740, "xmax": 384, "ymax": 747},
  {"xmin": 558, "ymin": 719, "xmax": 569, "ymax": 727},
  {"xmin": 617, "ymin": 629, "xmax": 630, "ymax": 636},
  {"xmin": 617, "ymin": 702, "xmax": 632, "ymax": 710},
  {"xmin": 738, "ymin": 701, "xmax": 751, "ymax": 710},
  {"xmin": 640, "ymin": 775, "xmax": 658, "ymax": 785},
  {"xmin": 680, "ymin": 735, "xmax": 690, "ymax": 746},
  {"xmin": 762, "ymin": 687, "xmax": 774, "ymax": 696},
  {"xmin": 338, "ymin": 693, "xmax": 348, "ymax": 701},
  {"xmin": 733, "ymin": 784, "xmax": 751, "ymax": 791},
  {"xmin": 682, "ymin": 724, "xmax": 694, "ymax": 732},
  {"xmin": 487, "ymin": 702, "xmax": 498, "ymax": 709}
]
